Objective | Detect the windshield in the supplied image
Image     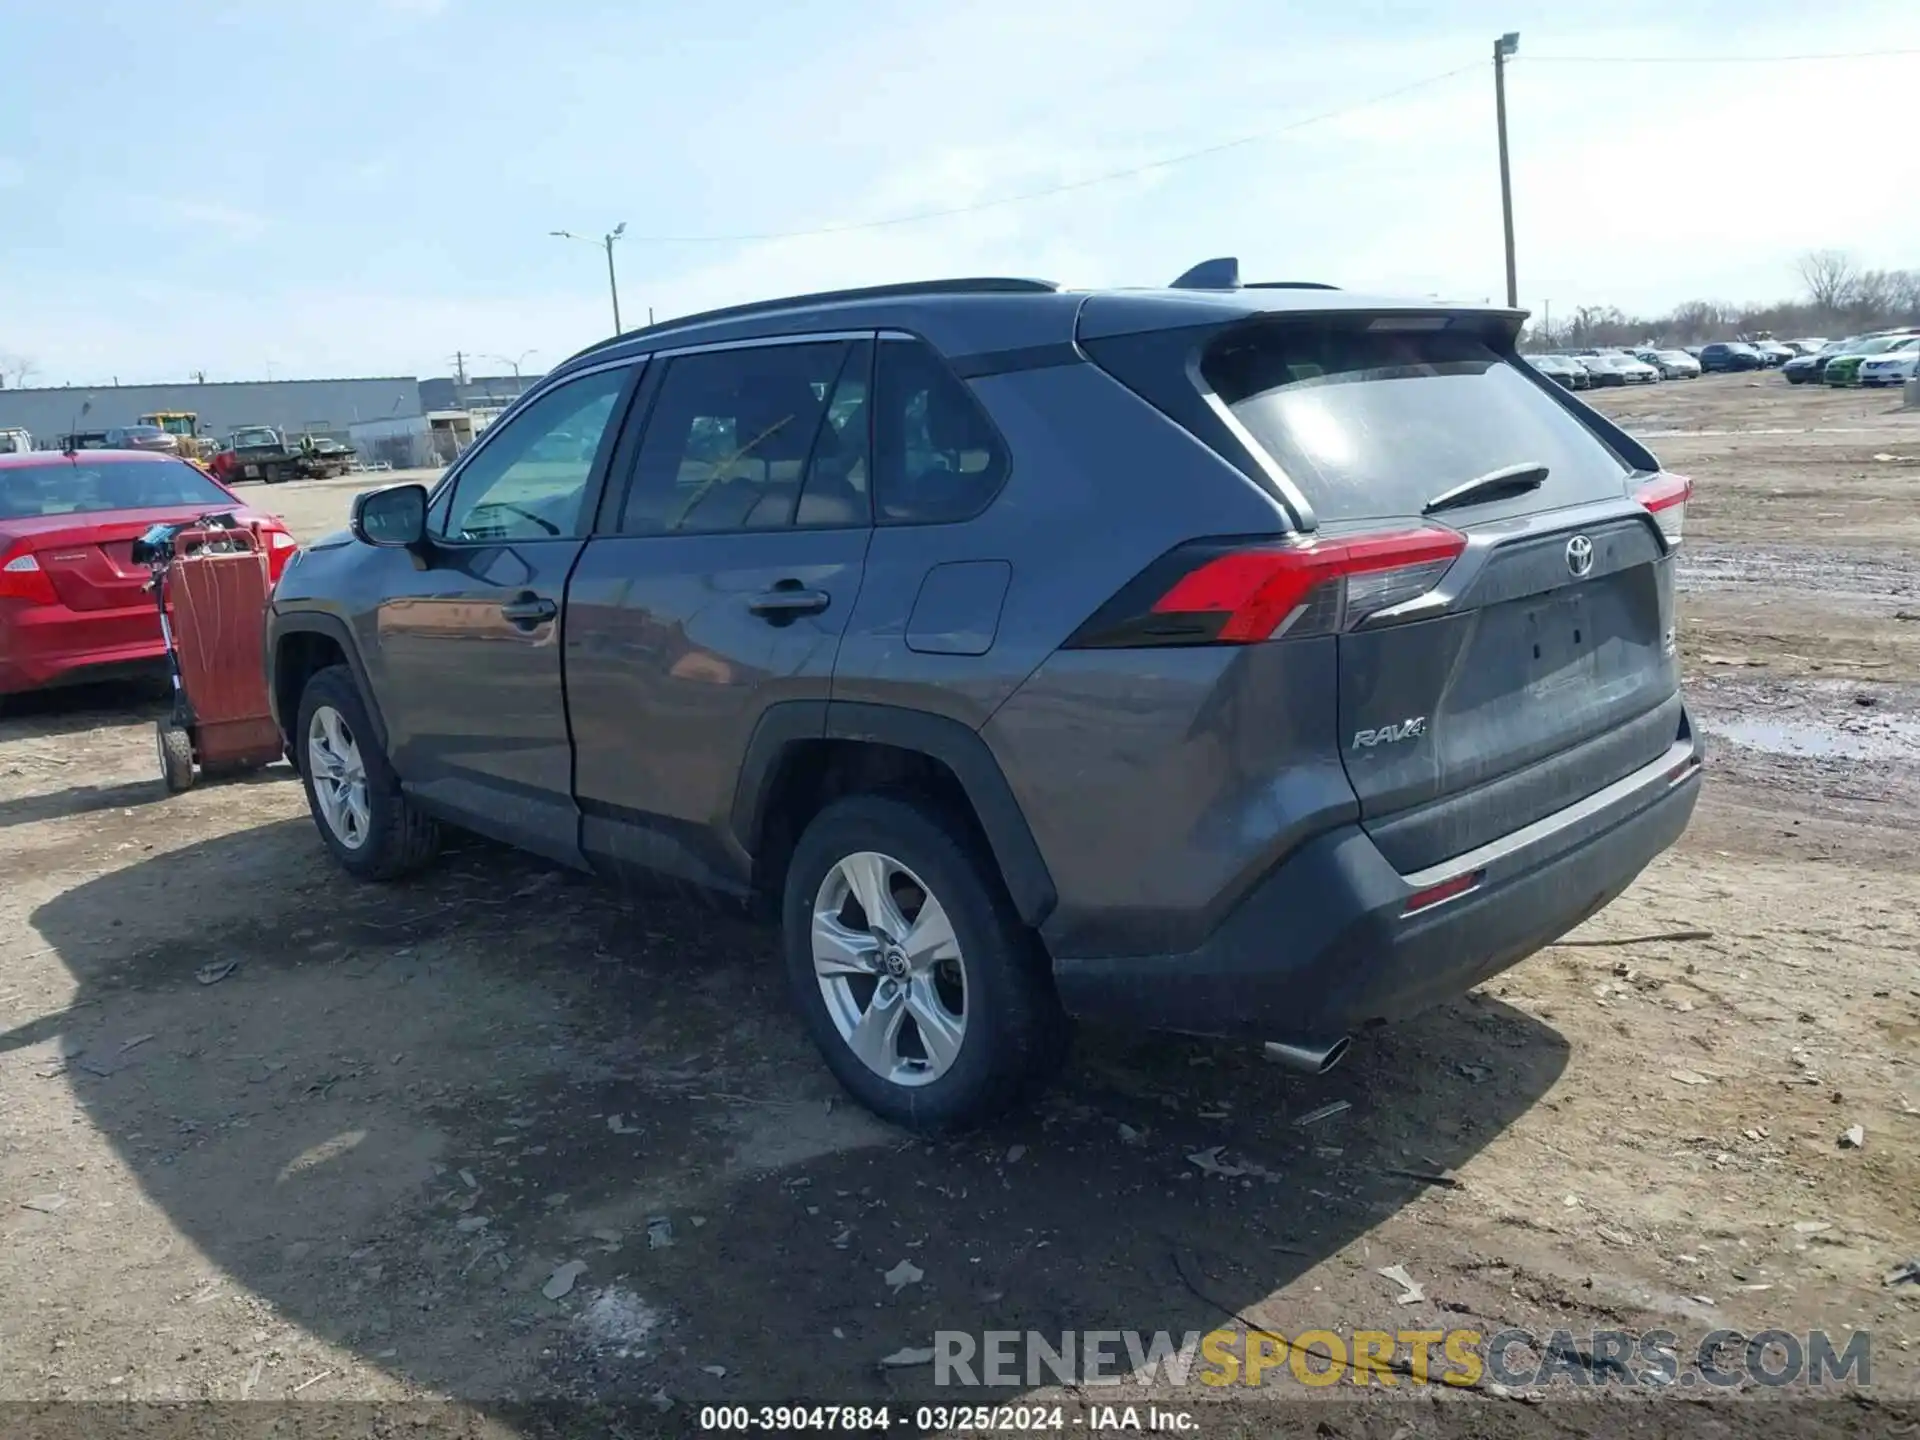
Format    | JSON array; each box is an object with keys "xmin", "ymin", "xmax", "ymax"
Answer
[
  {"xmin": 230, "ymin": 427, "xmax": 281, "ymax": 447},
  {"xmin": 1205, "ymin": 320, "xmax": 1631, "ymax": 523},
  {"xmin": 0, "ymin": 458, "xmax": 233, "ymax": 520}
]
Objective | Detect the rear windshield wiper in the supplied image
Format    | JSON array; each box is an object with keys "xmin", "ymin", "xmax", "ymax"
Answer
[{"xmin": 1422, "ymin": 461, "xmax": 1549, "ymax": 515}]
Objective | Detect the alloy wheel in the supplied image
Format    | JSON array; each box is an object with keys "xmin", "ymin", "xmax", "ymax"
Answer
[
  {"xmin": 307, "ymin": 704, "xmax": 370, "ymax": 850},
  {"xmin": 812, "ymin": 850, "xmax": 968, "ymax": 1087}
]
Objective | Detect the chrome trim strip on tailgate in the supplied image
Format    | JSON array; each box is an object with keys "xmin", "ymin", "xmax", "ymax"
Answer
[{"xmin": 1400, "ymin": 736, "xmax": 1698, "ymax": 889}]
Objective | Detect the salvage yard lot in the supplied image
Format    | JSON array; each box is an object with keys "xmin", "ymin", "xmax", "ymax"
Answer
[{"xmin": 1, "ymin": 376, "xmax": 1916, "ymax": 1426}]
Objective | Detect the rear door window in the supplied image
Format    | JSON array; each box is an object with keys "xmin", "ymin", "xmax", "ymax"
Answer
[
  {"xmin": 1204, "ymin": 321, "xmax": 1632, "ymax": 523},
  {"xmin": 620, "ymin": 341, "xmax": 863, "ymax": 534}
]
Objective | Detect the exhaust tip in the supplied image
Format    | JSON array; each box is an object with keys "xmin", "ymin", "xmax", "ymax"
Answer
[{"xmin": 1262, "ymin": 1036, "xmax": 1352, "ymax": 1074}]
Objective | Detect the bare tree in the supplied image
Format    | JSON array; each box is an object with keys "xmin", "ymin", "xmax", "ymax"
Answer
[
  {"xmin": 1883, "ymin": 269, "xmax": 1920, "ymax": 326},
  {"xmin": 1795, "ymin": 250, "xmax": 1859, "ymax": 314},
  {"xmin": 1668, "ymin": 300, "xmax": 1734, "ymax": 345},
  {"xmin": 0, "ymin": 352, "xmax": 39, "ymax": 389}
]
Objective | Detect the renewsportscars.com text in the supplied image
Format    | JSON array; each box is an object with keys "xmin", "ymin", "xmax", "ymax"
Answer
[{"xmin": 932, "ymin": 1326, "xmax": 1871, "ymax": 1390}]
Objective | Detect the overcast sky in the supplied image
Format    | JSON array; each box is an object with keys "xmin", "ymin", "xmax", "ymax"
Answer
[{"xmin": 1, "ymin": 0, "xmax": 1914, "ymax": 385}]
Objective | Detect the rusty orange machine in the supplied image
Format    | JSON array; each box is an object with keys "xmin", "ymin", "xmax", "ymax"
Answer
[{"xmin": 132, "ymin": 513, "xmax": 286, "ymax": 792}]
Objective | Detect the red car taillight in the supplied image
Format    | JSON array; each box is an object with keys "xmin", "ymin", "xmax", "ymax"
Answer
[
  {"xmin": 1066, "ymin": 525, "xmax": 1467, "ymax": 648},
  {"xmin": 1636, "ymin": 471, "xmax": 1691, "ymax": 547},
  {"xmin": 0, "ymin": 545, "xmax": 59, "ymax": 605},
  {"xmin": 257, "ymin": 524, "xmax": 299, "ymax": 583}
]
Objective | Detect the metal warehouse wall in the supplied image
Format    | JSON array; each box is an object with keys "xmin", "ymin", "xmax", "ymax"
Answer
[{"xmin": 0, "ymin": 377, "xmax": 421, "ymax": 443}]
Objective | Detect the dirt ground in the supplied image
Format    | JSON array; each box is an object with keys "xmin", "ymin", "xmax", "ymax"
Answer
[{"xmin": 1, "ymin": 378, "xmax": 1916, "ymax": 1434}]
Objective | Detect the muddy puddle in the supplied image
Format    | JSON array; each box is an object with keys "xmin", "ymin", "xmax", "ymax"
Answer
[
  {"xmin": 1709, "ymin": 714, "xmax": 1920, "ymax": 761},
  {"xmin": 1685, "ymin": 673, "xmax": 1920, "ymax": 821},
  {"xmin": 1677, "ymin": 542, "xmax": 1920, "ymax": 607}
]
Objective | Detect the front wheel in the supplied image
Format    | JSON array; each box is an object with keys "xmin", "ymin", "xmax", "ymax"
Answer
[
  {"xmin": 296, "ymin": 665, "xmax": 439, "ymax": 880},
  {"xmin": 782, "ymin": 794, "xmax": 1067, "ymax": 1133}
]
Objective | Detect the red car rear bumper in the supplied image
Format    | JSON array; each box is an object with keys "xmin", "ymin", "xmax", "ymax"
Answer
[{"xmin": 0, "ymin": 600, "xmax": 166, "ymax": 694}]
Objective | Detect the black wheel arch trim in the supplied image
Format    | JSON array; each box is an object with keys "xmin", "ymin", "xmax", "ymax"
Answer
[
  {"xmin": 731, "ymin": 700, "xmax": 1058, "ymax": 930},
  {"xmin": 266, "ymin": 609, "xmax": 388, "ymax": 751}
]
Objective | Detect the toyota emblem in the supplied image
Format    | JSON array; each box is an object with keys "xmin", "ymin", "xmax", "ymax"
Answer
[{"xmin": 1565, "ymin": 534, "xmax": 1595, "ymax": 578}]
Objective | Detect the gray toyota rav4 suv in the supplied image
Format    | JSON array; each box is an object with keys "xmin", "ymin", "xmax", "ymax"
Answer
[{"xmin": 267, "ymin": 261, "xmax": 1702, "ymax": 1131}]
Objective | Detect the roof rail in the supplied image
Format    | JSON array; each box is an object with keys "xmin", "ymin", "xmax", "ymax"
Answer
[
  {"xmin": 1244, "ymin": 280, "xmax": 1340, "ymax": 291},
  {"xmin": 568, "ymin": 276, "xmax": 1061, "ymax": 362}
]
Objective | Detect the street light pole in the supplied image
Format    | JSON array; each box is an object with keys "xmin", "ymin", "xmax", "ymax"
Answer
[
  {"xmin": 485, "ymin": 349, "xmax": 539, "ymax": 380},
  {"xmin": 1493, "ymin": 31, "xmax": 1520, "ymax": 309},
  {"xmin": 550, "ymin": 223, "xmax": 628, "ymax": 335}
]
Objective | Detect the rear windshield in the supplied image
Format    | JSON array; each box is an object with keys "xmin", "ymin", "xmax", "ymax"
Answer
[
  {"xmin": 0, "ymin": 458, "xmax": 232, "ymax": 520},
  {"xmin": 1203, "ymin": 321, "xmax": 1632, "ymax": 523}
]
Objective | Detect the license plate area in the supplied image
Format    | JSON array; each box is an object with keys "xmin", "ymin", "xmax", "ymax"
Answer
[
  {"xmin": 243, "ymin": 465, "xmax": 259, "ymax": 478},
  {"xmin": 1524, "ymin": 593, "xmax": 1596, "ymax": 698}
]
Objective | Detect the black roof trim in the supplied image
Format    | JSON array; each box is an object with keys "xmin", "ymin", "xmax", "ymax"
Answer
[
  {"xmin": 569, "ymin": 277, "xmax": 1061, "ymax": 363},
  {"xmin": 1244, "ymin": 281, "xmax": 1341, "ymax": 291}
]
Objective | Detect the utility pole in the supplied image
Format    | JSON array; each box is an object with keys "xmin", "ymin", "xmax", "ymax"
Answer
[
  {"xmin": 1542, "ymin": 299, "xmax": 1551, "ymax": 348},
  {"xmin": 604, "ymin": 232, "xmax": 623, "ymax": 334},
  {"xmin": 1493, "ymin": 31, "xmax": 1520, "ymax": 309},
  {"xmin": 551, "ymin": 224, "xmax": 627, "ymax": 335},
  {"xmin": 449, "ymin": 351, "xmax": 468, "ymax": 385}
]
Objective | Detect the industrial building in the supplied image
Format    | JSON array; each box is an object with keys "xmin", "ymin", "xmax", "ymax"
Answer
[{"xmin": 0, "ymin": 372, "xmax": 542, "ymax": 456}]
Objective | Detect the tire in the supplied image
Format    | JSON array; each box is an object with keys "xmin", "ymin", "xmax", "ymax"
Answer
[
  {"xmin": 295, "ymin": 664, "xmax": 439, "ymax": 880},
  {"xmin": 156, "ymin": 722, "xmax": 195, "ymax": 793},
  {"xmin": 781, "ymin": 793, "xmax": 1067, "ymax": 1133}
]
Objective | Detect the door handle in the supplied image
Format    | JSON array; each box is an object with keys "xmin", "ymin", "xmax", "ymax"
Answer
[
  {"xmin": 747, "ymin": 585, "xmax": 830, "ymax": 620},
  {"xmin": 500, "ymin": 594, "xmax": 558, "ymax": 627}
]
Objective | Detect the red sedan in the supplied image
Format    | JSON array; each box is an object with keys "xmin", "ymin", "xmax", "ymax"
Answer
[{"xmin": 1, "ymin": 449, "xmax": 298, "ymax": 696}]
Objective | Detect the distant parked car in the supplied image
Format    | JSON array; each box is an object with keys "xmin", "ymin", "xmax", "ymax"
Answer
[
  {"xmin": 102, "ymin": 424, "xmax": 179, "ymax": 454},
  {"xmin": 1528, "ymin": 354, "xmax": 1592, "ymax": 390},
  {"xmin": 1578, "ymin": 354, "xmax": 1658, "ymax": 386},
  {"xmin": 1634, "ymin": 348, "xmax": 1701, "ymax": 379},
  {"xmin": 1783, "ymin": 339, "xmax": 1853, "ymax": 384},
  {"xmin": 1833, "ymin": 334, "xmax": 1920, "ymax": 387},
  {"xmin": 1698, "ymin": 342, "xmax": 1762, "ymax": 373},
  {"xmin": 1858, "ymin": 337, "xmax": 1920, "ymax": 388},
  {"xmin": 1748, "ymin": 341, "xmax": 1795, "ymax": 367},
  {"xmin": 1574, "ymin": 356, "xmax": 1625, "ymax": 388},
  {"xmin": 1784, "ymin": 338, "xmax": 1829, "ymax": 356},
  {"xmin": 0, "ymin": 428, "xmax": 33, "ymax": 455}
]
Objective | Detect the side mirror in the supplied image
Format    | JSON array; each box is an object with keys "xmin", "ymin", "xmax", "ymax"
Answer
[{"xmin": 351, "ymin": 483, "xmax": 428, "ymax": 548}]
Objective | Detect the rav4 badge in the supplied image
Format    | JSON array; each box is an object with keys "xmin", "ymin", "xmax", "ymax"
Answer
[{"xmin": 1351, "ymin": 717, "xmax": 1429, "ymax": 749}]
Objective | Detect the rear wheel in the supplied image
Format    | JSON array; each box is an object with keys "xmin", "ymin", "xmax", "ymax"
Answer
[
  {"xmin": 296, "ymin": 665, "xmax": 438, "ymax": 880},
  {"xmin": 782, "ymin": 794, "xmax": 1067, "ymax": 1133},
  {"xmin": 156, "ymin": 722, "xmax": 195, "ymax": 793}
]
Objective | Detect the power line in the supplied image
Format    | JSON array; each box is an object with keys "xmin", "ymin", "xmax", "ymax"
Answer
[
  {"xmin": 619, "ymin": 64, "xmax": 1478, "ymax": 245},
  {"xmin": 1525, "ymin": 47, "xmax": 1920, "ymax": 64}
]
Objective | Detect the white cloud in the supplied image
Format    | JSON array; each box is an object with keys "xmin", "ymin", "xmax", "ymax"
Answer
[{"xmin": 152, "ymin": 199, "xmax": 272, "ymax": 242}]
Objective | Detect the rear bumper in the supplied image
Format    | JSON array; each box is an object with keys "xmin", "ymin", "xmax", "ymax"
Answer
[
  {"xmin": 0, "ymin": 603, "xmax": 165, "ymax": 695},
  {"xmin": 1052, "ymin": 735, "xmax": 1702, "ymax": 1041}
]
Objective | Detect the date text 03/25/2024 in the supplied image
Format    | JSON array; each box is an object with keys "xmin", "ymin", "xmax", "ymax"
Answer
[{"xmin": 696, "ymin": 1405, "xmax": 1195, "ymax": 1431}]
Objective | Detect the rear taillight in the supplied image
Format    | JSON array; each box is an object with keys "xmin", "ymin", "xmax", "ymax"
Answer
[
  {"xmin": 1636, "ymin": 472, "xmax": 1691, "ymax": 547},
  {"xmin": 0, "ymin": 546, "xmax": 59, "ymax": 605},
  {"xmin": 1066, "ymin": 526, "xmax": 1466, "ymax": 648},
  {"xmin": 259, "ymin": 525, "xmax": 299, "ymax": 583}
]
